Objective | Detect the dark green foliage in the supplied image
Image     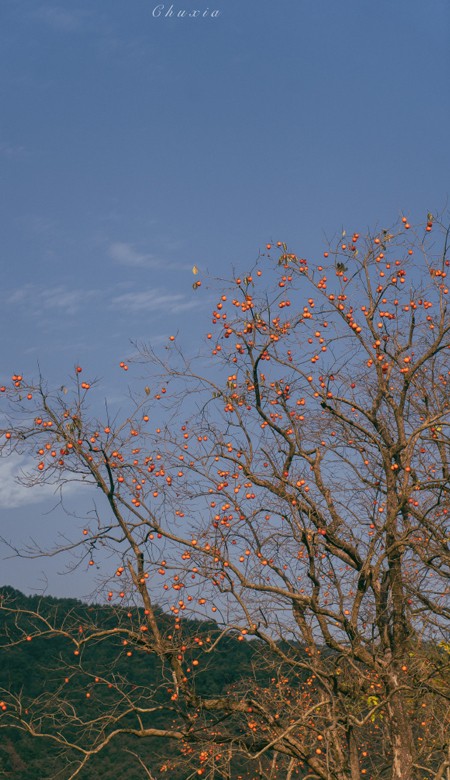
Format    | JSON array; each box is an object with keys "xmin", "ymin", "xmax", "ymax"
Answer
[{"xmin": 0, "ymin": 587, "xmax": 274, "ymax": 779}]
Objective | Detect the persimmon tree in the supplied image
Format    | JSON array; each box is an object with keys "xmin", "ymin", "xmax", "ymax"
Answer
[{"xmin": 1, "ymin": 215, "xmax": 449, "ymax": 780}]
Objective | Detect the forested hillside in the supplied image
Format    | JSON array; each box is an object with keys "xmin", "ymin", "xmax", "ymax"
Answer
[{"xmin": 0, "ymin": 587, "xmax": 303, "ymax": 779}]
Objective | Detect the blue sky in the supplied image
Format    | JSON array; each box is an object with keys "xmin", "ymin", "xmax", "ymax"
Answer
[{"xmin": 1, "ymin": 0, "xmax": 449, "ymax": 598}]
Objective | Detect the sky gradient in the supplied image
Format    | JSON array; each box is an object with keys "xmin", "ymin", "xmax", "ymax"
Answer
[{"xmin": 1, "ymin": 0, "xmax": 450, "ymax": 598}]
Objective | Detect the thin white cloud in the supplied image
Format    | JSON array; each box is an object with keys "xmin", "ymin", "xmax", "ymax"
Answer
[
  {"xmin": 35, "ymin": 5, "xmax": 89, "ymax": 32},
  {"xmin": 0, "ymin": 141, "xmax": 26, "ymax": 159},
  {"xmin": 6, "ymin": 280, "xmax": 199, "ymax": 322},
  {"xmin": 111, "ymin": 288, "xmax": 199, "ymax": 314},
  {"xmin": 0, "ymin": 456, "xmax": 64, "ymax": 509},
  {"xmin": 109, "ymin": 242, "xmax": 161, "ymax": 268},
  {"xmin": 7, "ymin": 284, "xmax": 98, "ymax": 316}
]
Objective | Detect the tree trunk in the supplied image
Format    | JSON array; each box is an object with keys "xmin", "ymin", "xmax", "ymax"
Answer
[
  {"xmin": 386, "ymin": 682, "xmax": 415, "ymax": 780},
  {"xmin": 348, "ymin": 727, "xmax": 361, "ymax": 780}
]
